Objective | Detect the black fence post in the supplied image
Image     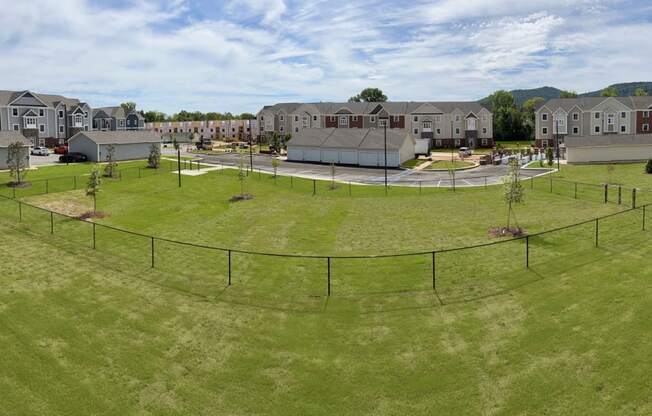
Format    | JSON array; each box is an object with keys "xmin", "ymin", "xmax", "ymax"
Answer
[
  {"xmin": 290, "ymin": 176, "xmax": 293, "ymax": 188},
  {"xmin": 595, "ymin": 218, "xmax": 599, "ymax": 247},
  {"xmin": 73, "ymin": 175, "xmax": 77, "ymax": 190},
  {"xmin": 574, "ymin": 182, "xmax": 577, "ymax": 199},
  {"xmin": 12, "ymin": 186, "xmax": 16, "ymax": 199},
  {"xmin": 632, "ymin": 188, "xmax": 637, "ymax": 209},
  {"xmin": 349, "ymin": 182, "xmax": 352, "ymax": 197},
  {"xmin": 525, "ymin": 236, "xmax": 529, "ymax": 268},
  {"xmin": 138, "ymin": 167, "xmax": 142, "ymax": 179},
  {"xmin": 327, "ymin": 257, "xmax": 331, "ymax": 296},
  {"xmin": 18, "ymin": 201, "xmax": 22, "ymax": 221},
  {"xmin": 313, "ymin": 179, "xmax": 316, "ymax": 196},
  {"xmin": 604, "ymin": 184, "xmax": 608, "ymax": 203},
  {"xmin": 618, "ymin": 186, "xmax": 622, "ymax": 205},
  {"xmin": 228, "ymin": 250, "xmax": 232, "ymax": 286},
  {"xmin": 643, "ymin": 205, "xmax": 646, "ymax": 231},
  {"xmin": 431, "ymin": 251, "xmax": 436, "ymax": 290},
  {"xmin": 484, "ymin": 176, "xmax": 487, "ymax": 188},
  {"xmin": 530, "ymin": 176, "xmax": 534, "ymax": 190},
  {"xmin": 92, "ymin": 222, "xmax": 96, "ymax": 249},
  {"xmin": 419, "ymin": 181, "xmax": 422, "ymax": 195},
  {"xmin": 150, "ymin": 237, "xmax": 155, "ymax": 268},
  {"xmin": 50, "ymin": 211, "xmax": 54, "ymax": 234},
  {"xmin": 549, "ymin": 175, "xmax": 553, "ymax": 193},
  {"xmin": 46, "ymin": 179, "xmax": 49, "ymax": 194}
]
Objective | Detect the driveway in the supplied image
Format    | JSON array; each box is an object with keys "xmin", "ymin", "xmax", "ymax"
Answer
[
  {"xmin": 30, "ymin": 153, "xmax": 61, "ymax": 166},
  {"xmin": 195, "ymin": 152, "xmax": 553, "ymax": 187}
]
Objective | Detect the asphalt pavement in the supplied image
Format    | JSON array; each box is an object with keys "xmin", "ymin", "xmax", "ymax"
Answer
[{"xmin": 193, "ymin": 152, "xmax": 553, "ymax": 188}]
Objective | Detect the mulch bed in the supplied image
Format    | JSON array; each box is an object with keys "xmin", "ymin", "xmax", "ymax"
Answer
[
  {"xmin": 229, "ymin": 194, "xmax": 254, "ymax": 202},
  {"xmin": 78, "ymin": 211, "xmax": 108, "ymax": 220},
  {"xmin": 489, "ymin": 226, "xmax": 527, "ymax": 238},
  {"xmin": 6, "ymin": 181, "xmax": 32, "ymax": 189}
]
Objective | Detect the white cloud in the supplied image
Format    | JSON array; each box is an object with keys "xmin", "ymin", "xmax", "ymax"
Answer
[{"xmin": 0, "ymin": 0, "xmax": 649, "ymax": 113}]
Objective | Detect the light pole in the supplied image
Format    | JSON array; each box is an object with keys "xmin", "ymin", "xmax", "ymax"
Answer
[
  {"xmin": 383, "ymin": 121, "xmax": 388, "ymax": 194},
  {"xmin": 249, "ymin": 120, "xmax": 254, "ymax": 173},
  {"xmin": 555, "ymin": 118, "xmax": 560, "ymax": 170},
  {"xmin": 450, "ymin": 120, "xmax": 454, "ymax": 163},
  {"xmin": 173, "ymin": 136, "xmax": 181, "ymax": 188}
]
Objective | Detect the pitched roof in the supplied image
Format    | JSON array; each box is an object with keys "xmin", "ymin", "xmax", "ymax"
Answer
[
  {"xmin": 260, "ymin": 101, "xmax": 490, "ymax": 115},
  {"xmin": 0, "ymin": 131, "xmax": 31, "ymax": 148},
  {"xmin": 565, "ymin": 134, "xmax": 652, "ymax": 148},
  {"xmin": 70, "ymin": 131, "xmax": 160, "ymax": 145},
  {"xmin": 535, "ymin": 96, "xmax": 652, "ymax": 112},
  {"xmin": 93, "ymin": 106, "xmax": 126, "ymax": 118},
  {"xmin": 288, "ymin": 128, "xmax": 412, "ymax": 151},
  {"xmin": 0, "ymin": 90, "xmax": 82, "ymax": 108}
]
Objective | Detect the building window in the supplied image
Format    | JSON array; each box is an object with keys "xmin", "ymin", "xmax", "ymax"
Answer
[
  {"xmin": 39, "ymin": 109, "xmax": 44, "ymax": 117},
  {"xmin": 59, "ymin": 110, "xmax": 64, "ymax": 118},
  {"xmin": 573, "ymin": 113, "xmax": 579, "ymax": 120},
  {"xmin": 466, "ymin": 118, "xmax": 476, "ymax": 130},
  {"xmin": 295, "ymin": 127, "xmax": 299, "ymax": 133},
  {"xmin": 541, "ymin": 113, "xmax": 548, "ymax": 121},
  {"xmin": 413, "ymin": 116, "xmax": 418, "ymax": 122},
  {"xmin": 24, "ymin": 117, "xmax": 37, "ymax": 129},
  {"xmin": 481, "ymin": 138, "xmax": 488, "ymax": 146},
  {"xmin": 573, "ymin": 127, "xmax": 579, "ymax": 134},
  {"xmin": 119, "ymin": 120, "xmax": 124, "ymax": 127},
  {"xmin": 84, "ymin": 126, "xmax": 89, "ymax": 131},
  {"xmin": 643, "ymin": 124, "xmax": 650, "ymax": 131},
  {"xmin": 455, "ymin": 128, "xmax": 460, "ymax": 135},
  {"xmin": 621, "ymin": 125, "xmax": 626, "ymax": 133},
  {"xmin": 413, "ymin": 129, "xmax": 418, "ymax": 135},
  {"xmin": 436, "ymin": 128, "xmax": 441, "ymax": 135},
  {"xmin": 370, "ymin": 116, "xmax": 376, "ymax": 123},
  {"xmin": 339, "ymin": 116, "xmax": 348, "ymax": 127},
  {"xmin": 422, "ymin": 121, "xmax": 432, "ymax": 129},
  {"xmin": 313, "ymin": 115, "xmax": 317, "ymax": 121},
  {"xmin": 455, "ymin": 115, "xmax": 460, "ymax": 121},
  {"xmin": 594, "ymin": 112, "xmax": 600, "ymax": 119},
  {"xmin": 280, "ymin": 115, "xmax": 284, "ymax": 122},
  {"xmin": 294, "ymin": 116, "xmax": 298, "ymax": 122},
  {"xmin": 435, "ymin": 139, "xmax": 442, "ymax": 147},
  {"xmin": 74, "ymin": 114, "xmax": 83, "ymax": 127},
  {"xmin": 595, "ymin": 126, "xmax": 600, "ymax": 133},
  {"xmin": 621, "ymin": 112, "xmax": 627, "ymax": 118},
  {"xmin": 434, "ymin": 115, "xmax": 441, "ymax": 122},
  {"xmin": 59, "ymin": 125, "xmax": 64, "ymax": 133},
  {"xmin": 13, "ymin": 124, "xmax": 19, "ymax": 131},
  {"xmin": 39, "ymin": 124, "xmax": 45, "ymax": 133},
  {"xmin": 12, "ymin": 108, "xmax": 18, "ymax": 117},
  {"xmin": 542, "ymin": 127, "xmax": 548, "ymax": 135},
  {"xmin": 482, "ymin": 127, "xmax": 487, "ymax": 134},
  {"xmin": 280, "ymin": 126, "xmax": 284, "ymax": 132},
  {"xmin": 643, "ymin": 111, "xmax": 650, "ymax": 118},
  {"xmin": 379, "ymin": 119, "xmax": 388, "ymax": 128},
  {"xmin": 541, "ymin": 140, "xmax": 548, "ymax": 147}
]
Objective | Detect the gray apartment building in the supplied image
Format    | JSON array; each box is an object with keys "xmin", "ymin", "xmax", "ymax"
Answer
[
  {"xmin": 93, "ymin": 106, "xmax": 145, "ymax": 132},
  {"xmin": 0, "ymin": 90, "xmax": 92, "ymax": 147},
  {"xmin": 535, "ymin": 96, "xmax": 652, "ymax": 163},
  {"xmin": 256, "ymin": 101, "xmax": 494, "ymax": 149}
]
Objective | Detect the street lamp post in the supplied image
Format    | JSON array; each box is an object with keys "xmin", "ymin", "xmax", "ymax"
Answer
[
  {"xmin": 249, "ymin": 120, "xmax": 254, "ymax": 173},
  {"xmin": 555, "ymin": 118, "xmax": 560, "ymax": 170},
  {"xmin": 384, "ymin": 121, "xmax": 388, "ymax": 194}
]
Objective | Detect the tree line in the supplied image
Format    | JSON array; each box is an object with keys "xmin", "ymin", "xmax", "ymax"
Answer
[{"xmin": 489, "ymin": 87, "xmax": 648, "ymax": 141}]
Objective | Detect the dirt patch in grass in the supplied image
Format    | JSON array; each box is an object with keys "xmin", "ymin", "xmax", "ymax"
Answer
[
  {"xmin": 78, "ymin": 211, "xmax": 108, "ymax": 220},
  {"xmin": 229, "ymin": 193, "xmax": 254, "ymax": 202},
  {"xmin": 488, "ymin": 227, "xmax": 526, "ymax": 237},
  {"xmin": 6, "ymin": 181, "xmax": 32, "ymax": 189},
  {"xmin": 22, "ymin": 190, "xmax": 93, "ymax": 218}
]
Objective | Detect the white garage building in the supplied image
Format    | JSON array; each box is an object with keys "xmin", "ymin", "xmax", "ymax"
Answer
[
  {"xmin": 287, "ymin": 128, "xmax": 415, "ymax": 167},
  {"xmin": 566, "ymin": 135, "xmax": 652, "ymax": 164},
  {"xmin": 68, "ymin": 131, "xmax": 161, "ymax": 162},
  {"xmin": 0, "ymin": 131, "xmax": 31, "ymax": 170}
]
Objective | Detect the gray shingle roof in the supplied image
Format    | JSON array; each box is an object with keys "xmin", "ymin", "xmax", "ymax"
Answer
[
  {"xmin": 536, "ymin": 96, "xmax": 652, "ymax": 112},
  {"xmin": 70, "ymin": 131, "xmax": 160, "ymax": 145},
  {"xmin": 0, "ymin": 131, "xmax": 31, "ymax": 148},
  {"xmin": 0, "ymin": 90, "xmax": 84, "ymax": 108},
  {"xmin": 260, "ymin": 101, "xmax": 490, "ymax": 115},
  {"xmin": 565, "ymin": 134, "xmax": 652, "ymax": 148},
  {"xmin": 288, "ymin": 128, "xmax": 412, "ymax": 151}
]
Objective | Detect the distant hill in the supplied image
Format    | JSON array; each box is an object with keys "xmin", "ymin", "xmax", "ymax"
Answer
[{"xmin": 479, "ymin": 82, "xmax": 652, "ymax": 109}]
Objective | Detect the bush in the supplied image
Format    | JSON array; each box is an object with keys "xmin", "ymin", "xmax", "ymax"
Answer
[{"xmin": 646, "ymin": 159, "xmax": 652, "ymax": 174}]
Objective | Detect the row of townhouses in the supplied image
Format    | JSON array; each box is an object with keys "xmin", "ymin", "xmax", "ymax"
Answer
[
  {"xmin": 146, "ymin": 119, "xmax": 258, "ymax": 141},
  {"xmin": 0, "ymin": 90, "xmax": 144, "ymax": 147},
  {"xmin": 534, "ymin": 96, "xmax": 652, "ymax": 147},
  {"xmin": 256, "ymin": 101, "xmax": 494, "ymax": 148}
]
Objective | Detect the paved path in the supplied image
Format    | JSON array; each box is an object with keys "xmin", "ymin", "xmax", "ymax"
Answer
[{"xmin": 194, "ymin": 152, "xmax": 553, "ymax": 188}]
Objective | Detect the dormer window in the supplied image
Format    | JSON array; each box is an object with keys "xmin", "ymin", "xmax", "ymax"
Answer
[
  {"xmin": 74, "ymin": 114, "xmax": 83, "ymax": 127},
  {"xmin": 23, "ymin": 116, "xmax": 37, "ymax": 129},
  {"xmin": 541, "ymin": 113, "xmax": 548, "ymax": 121}
]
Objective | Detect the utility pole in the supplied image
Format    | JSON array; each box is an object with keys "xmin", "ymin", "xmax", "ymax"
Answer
[{"xmin": 384, "ymin": 121, "xmax": 388, "ymax": 193}]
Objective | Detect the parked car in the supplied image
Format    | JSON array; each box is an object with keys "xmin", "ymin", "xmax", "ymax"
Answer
[
  {"xmin": 31, "ymin": 146, "xmax": 50, "ymax": 156},
  {"xmin": 458, "ymin": 147, "xmax": 472, "ymax": 157},
  {"xmin": 54, "ymin": 145, "xmax": 68, "ymax": 155},
  {"xmin": 59, "ymin": 152, "xmax": 88, "ymax": 163}
]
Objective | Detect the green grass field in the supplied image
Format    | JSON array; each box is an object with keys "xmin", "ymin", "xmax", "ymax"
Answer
[{"xmin": 1, "ymin": 162, "xmax": 652, "ymax": 414}]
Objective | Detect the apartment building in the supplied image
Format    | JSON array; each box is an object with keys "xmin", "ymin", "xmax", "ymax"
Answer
[
  {"xmin": 93, "ymin": 107, "xmax": 145, "ymax": 131},
  {"xmin": 0, "ymin": 90, "xmax": 92, "ymax": 147},
  {"xmin": 146, "ymin": 119, "xmax": 258, "ymax": 141},
  {"xmin": 256, "ymin": 101, "xmax": 494, "ymax": 148},
  {"xmin": 534, "ymin": 96, "xmax": 652, "ymax": 148}
]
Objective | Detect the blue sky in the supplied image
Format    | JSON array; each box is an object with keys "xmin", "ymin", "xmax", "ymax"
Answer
[{"xmin": 1, "ymin": 0, "xmax": 651, "ymax": 114}]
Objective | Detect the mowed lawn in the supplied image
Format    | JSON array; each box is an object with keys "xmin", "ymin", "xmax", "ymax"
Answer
[{"xmin": 0, "ymin": 163, "xmax": 651, "ymax": 414}]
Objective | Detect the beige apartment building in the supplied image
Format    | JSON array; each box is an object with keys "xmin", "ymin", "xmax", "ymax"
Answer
[{"xmin": 146, "ymin": 119, "xmax": 258, "ymax": 141}]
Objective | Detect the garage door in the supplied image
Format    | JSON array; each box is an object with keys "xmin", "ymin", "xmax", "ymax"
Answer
[
  {"xmin": 304, "ymin": 148, "xmax": 321, "ymax": 162},
  {"xmin": 287, "ymin": 147, "xmax": 304, "ymax": 161},
  {"xmin": 321, "ymin": 150, "xmax": 338, "ymax": 163},
  {"xmin": 339, "ymin": 150, "xmax": 358, "ymax": 165},
  {"xmin": 359, "ymin": 151, "xmax": 380, "ymax": 167}
]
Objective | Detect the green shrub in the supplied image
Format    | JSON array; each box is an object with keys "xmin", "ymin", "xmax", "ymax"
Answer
[{"xmin": 646, "ymin": 159, "xmax": 652, "ymax": 174}]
